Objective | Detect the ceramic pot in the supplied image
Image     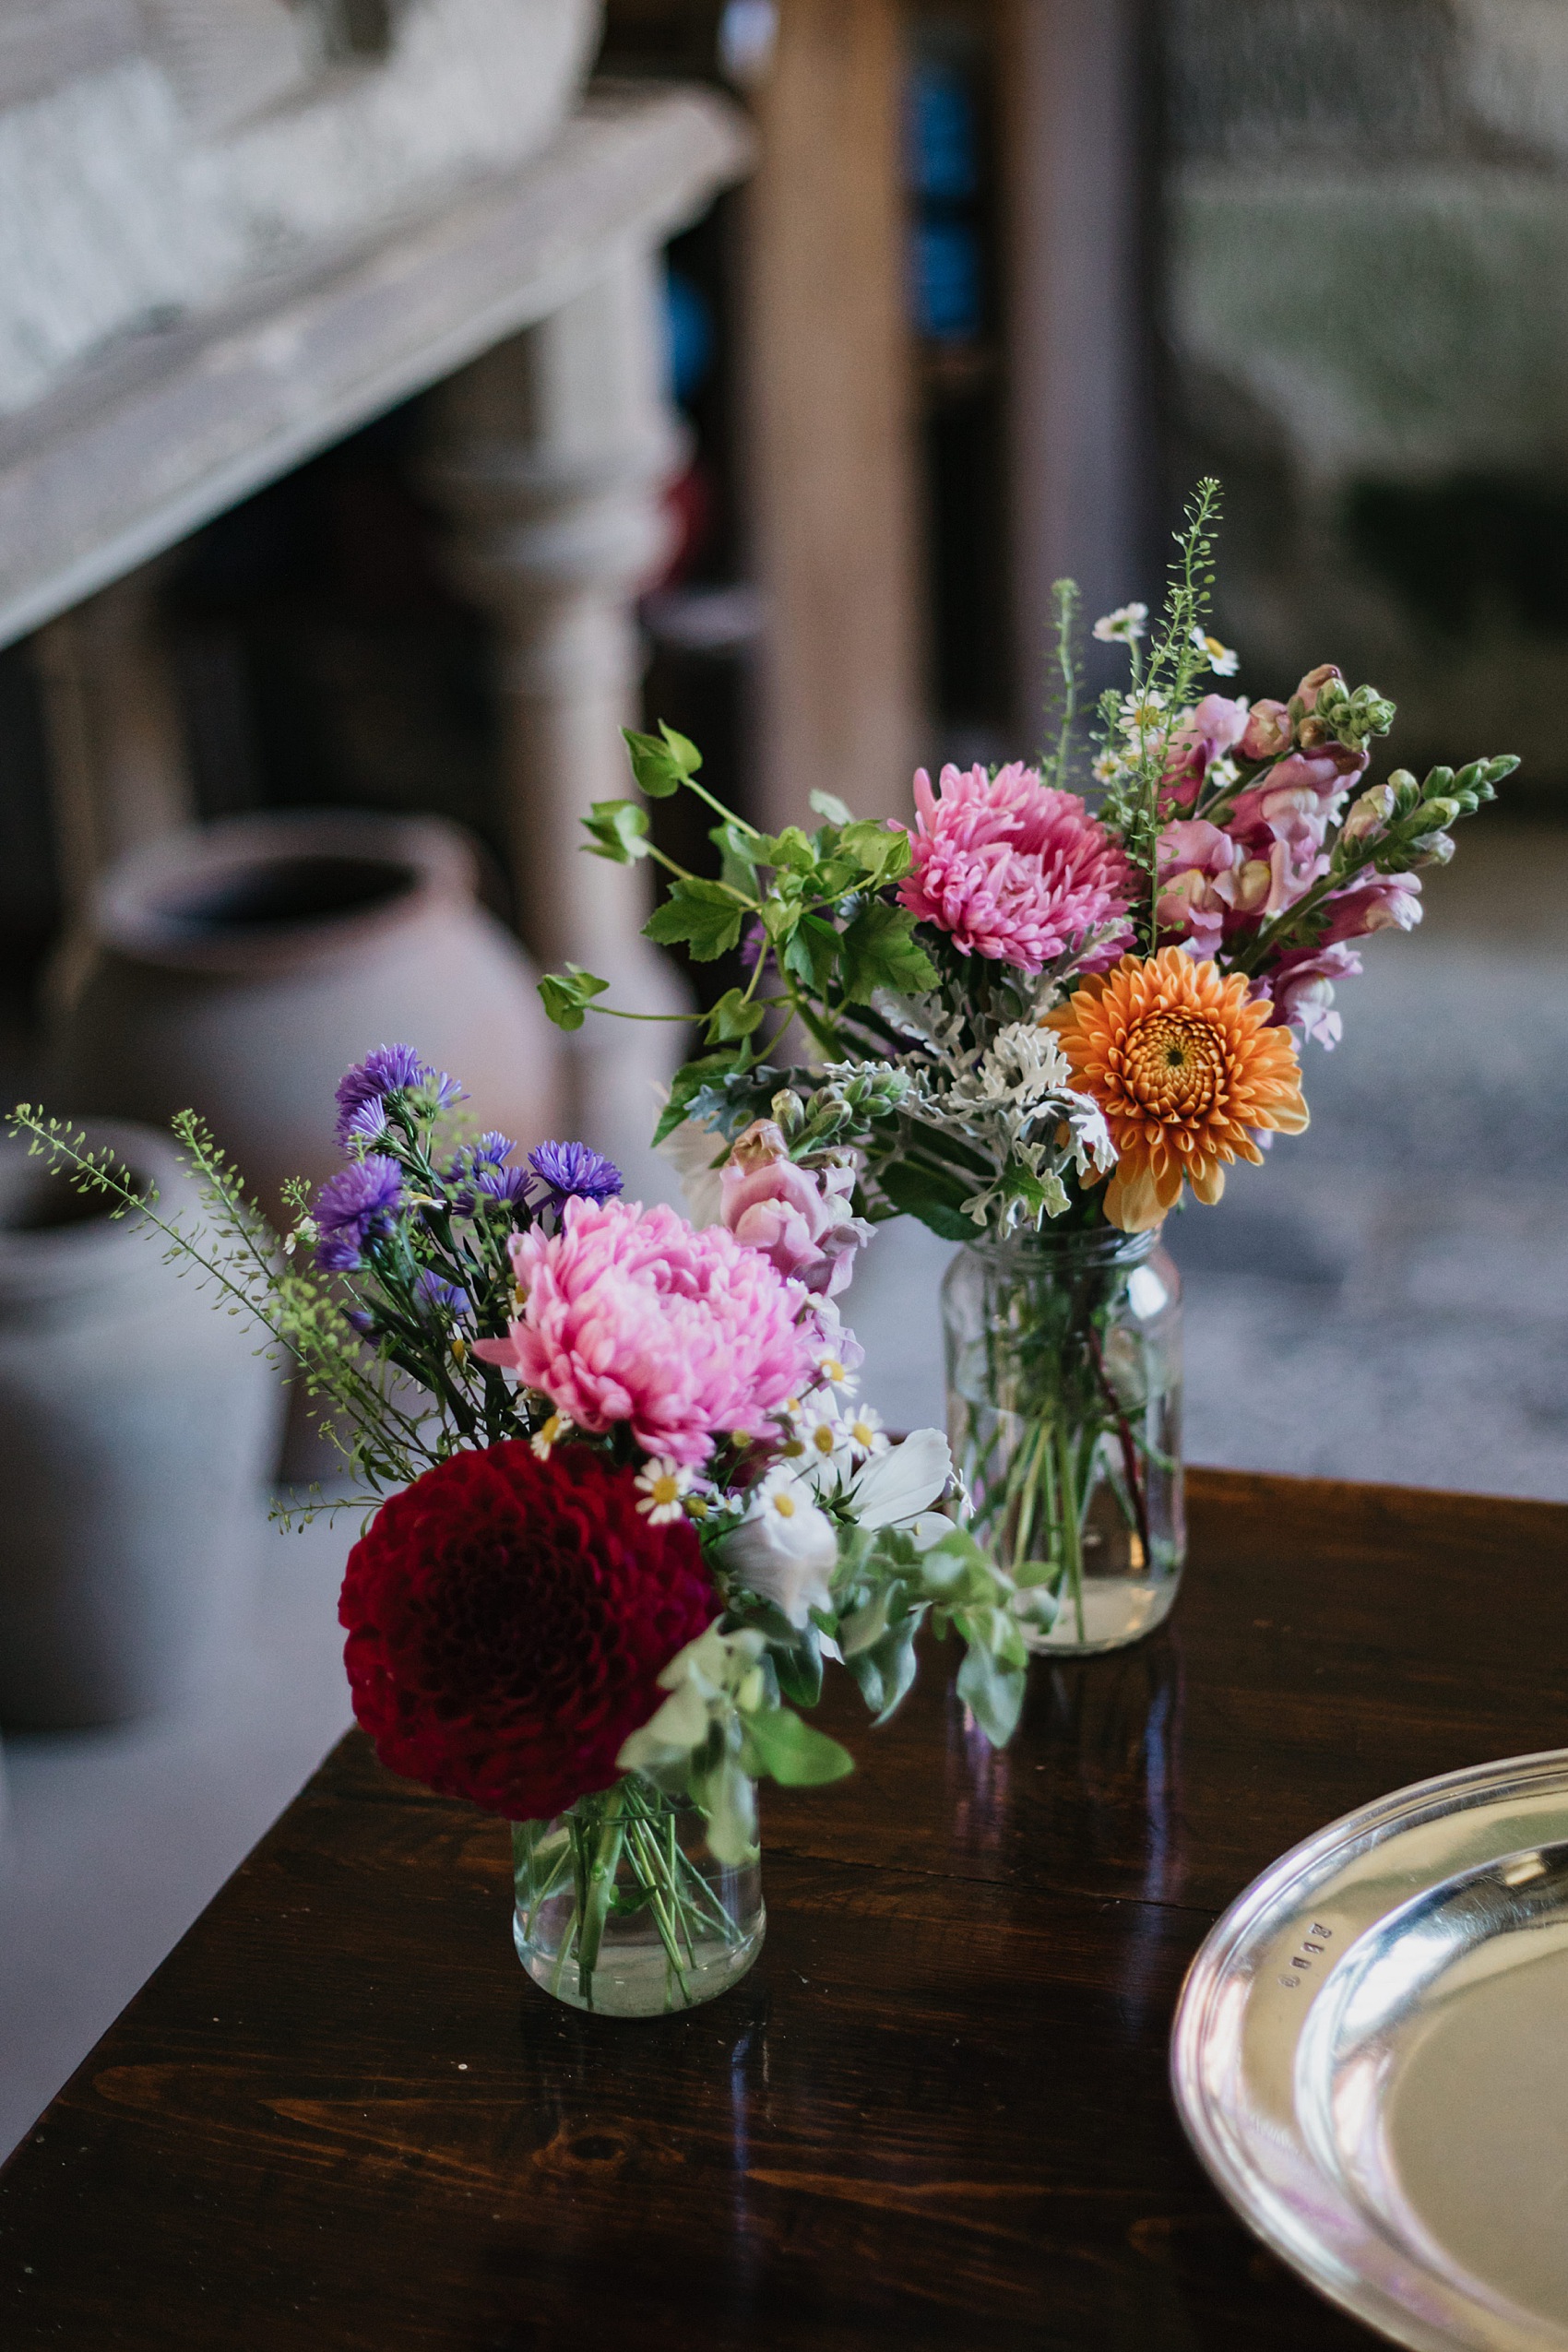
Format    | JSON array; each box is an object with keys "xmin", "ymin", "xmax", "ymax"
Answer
[
  {"xmin": 53, "ymin": 809, "xmax": 562, "ymax": 1225},
  {"xmin": 0, "ymin": 1123, "xmax": 284, "ymax": 1728}
]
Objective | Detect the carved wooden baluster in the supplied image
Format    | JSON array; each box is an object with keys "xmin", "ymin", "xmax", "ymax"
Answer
[{"xmin": 427, "ymin": 251, "xmax": 692, "ymax": 1200}]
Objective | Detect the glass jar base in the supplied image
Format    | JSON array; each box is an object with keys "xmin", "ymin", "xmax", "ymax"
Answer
[
  {"xmin": 1025, "ymin": 1574, "xmax": 1181, "ymax": 1657},
  {"xmin": 513, "ymin": 1906, "xmax": 766, "ymax": 2016}
]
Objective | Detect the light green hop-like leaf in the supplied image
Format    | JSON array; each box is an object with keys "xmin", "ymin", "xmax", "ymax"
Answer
[
  {"xmin": 581, "ymin": 798, "xmax": 651, "ymax": 862},
  {"xmin": 623, "ymin": 720, "xmax": 703, "ymax": 799},
  {"xmin": 538, "ymin": 964, "xmax": 610, "ymax": 1031}
]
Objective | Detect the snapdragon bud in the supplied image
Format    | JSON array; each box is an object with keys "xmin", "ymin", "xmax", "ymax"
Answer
[
  {"xmin": 1340, "ymin": 782, "xmax": 1394, "ymax": 846},
  {"xmin": 1293, "ymin": 662, "xmax": 1343, "ymax": 713},
  {"xmin": 1413, "ymin": 795, "xmax": 1461, "ymax": 831},
  {"xmin": 1387, "ymin": 768, "xmax": 1421, "ymax": 817},
  {"xmin": 1410, "ymin": 831, "xmax": 1456, "ymax": 867},
  {"xmin": 771, "ymin": 1088, "xmax": 806, "ymax": 1134}
]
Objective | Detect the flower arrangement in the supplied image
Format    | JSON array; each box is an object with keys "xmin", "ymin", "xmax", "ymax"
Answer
[
  {"xmin": 539, "ymin": 481, "xmax": 1518, "ymax": 1645},
  {"xmin": 9, "ymin": 1049, "xmax": 1031, "ymax": 2013}
]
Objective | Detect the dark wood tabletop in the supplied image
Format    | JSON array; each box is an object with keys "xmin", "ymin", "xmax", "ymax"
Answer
[{"xmin": 4, "ymin": 1467, "xmax": 1566, "ymax": 2350}]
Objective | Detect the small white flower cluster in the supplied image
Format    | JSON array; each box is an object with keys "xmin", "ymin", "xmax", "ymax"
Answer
[
  {"xmin": 865, "ymin": 999, "xmax": 1112, "ymax": 1235},
  {"xmin": 714, "ymin": 1420, "xmax": 956, "ymax": 1632}
]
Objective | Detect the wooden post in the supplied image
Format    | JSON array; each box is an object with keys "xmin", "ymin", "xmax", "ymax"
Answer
[
  {"xmin": 1003, "ymin": 0, "xmax": 1157, "ymax": 733},
  {"xmin": 744, "ymin": 0, "xmax": 923, "ymax": 828},
  {"xmin": 31, "ymin": 564, "xmax": 195, "ymax": 1004}
]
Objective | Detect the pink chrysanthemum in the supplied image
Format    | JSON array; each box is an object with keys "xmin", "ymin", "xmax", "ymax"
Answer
[
  {"xmin": 897, "ymin": 762, "xmax": 1136, "ymax": 974},
  {"xmin": 473, "ymin": 1198, "xmax": 817, "ymax": 1466}
]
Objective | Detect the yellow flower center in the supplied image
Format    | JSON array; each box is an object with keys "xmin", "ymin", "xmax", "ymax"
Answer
[
  {"xmin": 650, "ymin": 1473, "xmax": 681, "ymax": 1507},
  {"xmin": 811, "ymin": 1424, "xmax": 837, "ymax": 1455},
  {"xmin": 771, "ymin": 1490, "xmax": 797, "ymax": 1518},
  {"xmin": 1122, "ymin": 1009, "xmax": 1226, "ymax": 1125}
]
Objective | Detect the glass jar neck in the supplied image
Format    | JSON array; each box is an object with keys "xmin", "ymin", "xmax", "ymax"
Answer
[{"xmin": 961, "ymin": 1222, "xmax": 1160, "ymax": 1273}]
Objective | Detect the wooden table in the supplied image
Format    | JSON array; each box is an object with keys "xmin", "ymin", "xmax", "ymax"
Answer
[{"xmin": 4, "ymin": 1469, "xmax": 1565, "ymax": 2349}]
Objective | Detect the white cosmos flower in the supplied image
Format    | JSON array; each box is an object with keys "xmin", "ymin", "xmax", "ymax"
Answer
[
  {"xmin": 849, "ymin": 1428, "xmax": 952, "ymax": 1529},
  {"xmin": 716, "ymin": 1476, "xmax": 839, "ymax": 1627}
]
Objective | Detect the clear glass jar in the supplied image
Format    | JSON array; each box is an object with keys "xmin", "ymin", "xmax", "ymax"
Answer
[
  {"xmin": 512, "ymin": 1774, "xmax": 765, "ymax": 2016},
  {"xmin": 942, "ymin": 1224, "xmax": 1183, "ymax": 1656}
]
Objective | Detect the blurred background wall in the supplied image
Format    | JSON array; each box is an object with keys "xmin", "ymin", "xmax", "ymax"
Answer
[{"xmin": 11, "ymin": 0, "xmax": 1568, "ymax": 1062}]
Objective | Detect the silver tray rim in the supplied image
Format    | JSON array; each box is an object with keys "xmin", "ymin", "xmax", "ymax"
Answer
[{"xmin": 1170, "ymin": 1745, "xmax": 1568, "ymax": 2352}]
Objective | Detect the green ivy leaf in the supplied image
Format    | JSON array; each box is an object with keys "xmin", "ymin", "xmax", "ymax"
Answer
[
  {"xmin": 645, "ymin": 879, "xmax": 746, "ymax": 961},
  {"xmin": 538, "ymin": 964, "xmax": 610, "ymax": 1032},
  {"xmin": 840, "ymin": 901, "xmax": 938, "ymax": 1004},
  {"xmin": 781, "ymin": 912, "xmax": 841, "ymax": 992},
  {"xmin": 705, "ymin": 987, "xmax": 766, "ymax": 1043},
  {"xmin": 581, "ymin": 799, "xmax": 650, "ymax": 863},
  {"xmin": 623, "ymin": 720, "xmax": 703, "ymax": 799},
  {"xmin": 875, "ymin": 1158, "xmax": 976, "ymax": 1241},
  {"xmin": 742, "ymin": 1704, "xmax": 854, "ymax": 1787},
  {"xmin": 651, "ymin": 1051, "xmax": 744, "ymax": 1146}
]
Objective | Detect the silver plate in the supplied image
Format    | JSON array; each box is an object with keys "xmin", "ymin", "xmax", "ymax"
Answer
[{"xmin": 1171, "ymin": 1750, "xmax": 1568, "ymax": 2351}]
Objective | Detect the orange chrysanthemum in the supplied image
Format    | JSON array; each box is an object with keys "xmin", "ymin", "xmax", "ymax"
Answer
[{"xmin": 1047, "ymin": 948, "xmax": 1309, "ymax": 1232}]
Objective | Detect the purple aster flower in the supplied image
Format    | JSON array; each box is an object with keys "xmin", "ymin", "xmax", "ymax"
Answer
[
  {"xmin": 333, "ymin": 1045, "xmax": 433, "ymax": 1146},
  {"xmin": 528, "ymin": 1139, "xmax": 624, "ymax": 1206},
  {"xmin": 472, "ymin": 1132, "xmax": 517, "ymax": 1167},
  {"xmin": 342, "ymin": 1098, "xmax": 388, "ymax": 1146},
  {"xmin": 415, "ymin": 1268, "xmax": 471, "ymax": 1317},
  {"xmin": 472, "ymin": 1164, "xmax": 531, "ymax": 1207},
  {"xmin": 315, "ymin": 1155, "xmax": 404, "ymax": 1272},
  {"xmin": 433, "ymin": 1073, "xmax": 466, "ymax": 1112},
  {"xmin": 344, "ymin": 1307, "xmax": 377, "ymax": 1337}
]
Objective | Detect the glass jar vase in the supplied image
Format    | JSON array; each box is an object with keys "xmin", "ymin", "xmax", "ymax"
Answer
[
  {"xmin": 942, "ymin": 1224, "xmax": 1183, "ymax": 1656},
  {"xmin": 512, "ymin": 1774, "xmax": 765, "ymax": 2016}
]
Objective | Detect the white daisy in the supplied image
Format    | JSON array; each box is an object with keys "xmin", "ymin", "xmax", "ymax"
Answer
[
  {"xmin": 814, "ymin": 1348, "xmax": 859, "ymax": 1395},
  {"xmin": 635, "ymin": 1455, "xmax": 694, "ymax": 1526},
  {"xmin": 530, "ymin": 1411, "xmax": 571, "ymax": 1461},
  {"xmin": 843, "ymin": 1403, "xmax": 890, "ymax": 1460},
  {"xmin": 1191, "ymin": 626, "xmax": 1239, "ymax": 676},
  {"xmin": 1118, "ymin": 687, "xmax": 1168, "ymax": 739},
  {"xmin": 1092, "ymin": 602, "xmax": 1148, "ymax": 644}
]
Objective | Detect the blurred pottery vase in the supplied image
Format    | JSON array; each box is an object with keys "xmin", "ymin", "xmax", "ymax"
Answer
[
  {"xmin": 0, "ymin": 1123, "xmax": 283, "ymax": 1728},
  {"xmin": 53, "ymin": 810, "xmax": 562, "ymax": 1223}
]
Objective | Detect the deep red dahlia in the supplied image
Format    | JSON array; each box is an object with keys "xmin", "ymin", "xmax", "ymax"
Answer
[{"xmin": 339, "ymin": 1442, "xmax": 716, "ymax": 1821}]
